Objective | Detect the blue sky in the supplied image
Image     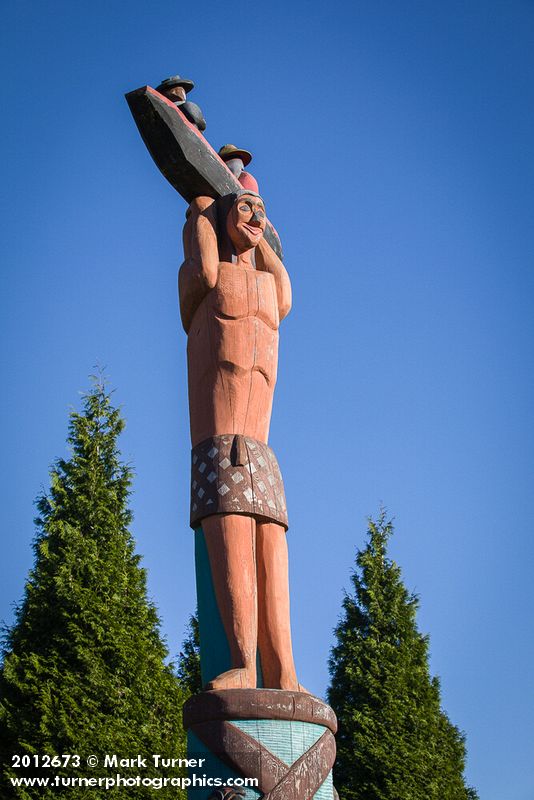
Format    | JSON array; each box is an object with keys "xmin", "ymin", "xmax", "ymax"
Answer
[{"xmin": 1, "ymin": 1, "xmax": 533, "ymax": 797}]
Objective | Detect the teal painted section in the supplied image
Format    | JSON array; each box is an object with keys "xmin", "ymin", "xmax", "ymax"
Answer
[
  {"xmin": 234, "ymin": 720, "xmax": 333, "ymax": 800},
  {"xmin": 194, "ymin": 526, "xmax": 231, "ymax": 686},
  {"xmin": 194, "ymin": 525, "xmax": 264, "ymax": 687},
  {"xmin": 234, "ymin": 718, "xmax": 324, "ymax": 760},
  {"xmin": 187, "ymin": 720, "xmax": 334, "ymax": 799}
]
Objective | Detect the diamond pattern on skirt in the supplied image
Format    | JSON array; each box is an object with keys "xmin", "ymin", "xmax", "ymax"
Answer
[{"xmin": 190, "ymin": 434, "xmax": 288, "ymax": 530}]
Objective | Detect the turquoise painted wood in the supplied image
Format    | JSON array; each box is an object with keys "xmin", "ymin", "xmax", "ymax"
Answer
[
  {"xmin": 187, "ymin": 719, "xmax": 334, "ymax": 799},
  {"xmin": 194, "ymin": 527, "xmax": 231, "ymax": 687}
]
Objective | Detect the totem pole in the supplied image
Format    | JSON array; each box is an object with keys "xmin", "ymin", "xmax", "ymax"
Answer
[{"xmin": 126, "ymin": 76, "xmax": 338, "ymax": 800}]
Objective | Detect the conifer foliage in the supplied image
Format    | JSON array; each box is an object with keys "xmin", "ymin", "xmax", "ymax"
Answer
[
  {"xmin": 328, "ymin": 514, "xmax": 477, "ymax": 800},
  {"xmin": 177, "ymin": 615, "xmax": 202, "ymax": 697},
  {"xmin": 0, "ymin": 381, "xmax": 187, "ymax": 798}
]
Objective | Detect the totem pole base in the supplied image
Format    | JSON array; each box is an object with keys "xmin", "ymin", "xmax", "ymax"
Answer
[{"xmin": 183, "ymin": 689, "xmax": 337, "ymax": 800}]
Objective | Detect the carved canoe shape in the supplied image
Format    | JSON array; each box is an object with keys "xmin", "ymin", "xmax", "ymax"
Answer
[{"xmin": 125, "ymin": 86, "xmax": 282, "ymax": 259}]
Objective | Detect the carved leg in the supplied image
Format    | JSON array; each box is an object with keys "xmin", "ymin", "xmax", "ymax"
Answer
[
  {"xmin": 256, "ymin": 522, "xmax": 299, "ymax": 691},
  {"xmin": 202, "ymin": 514, "xmax": 257, "ymax": 689}
]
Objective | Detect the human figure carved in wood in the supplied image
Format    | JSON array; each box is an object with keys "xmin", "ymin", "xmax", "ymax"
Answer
[{"xmin": 179, "ymin": 191, "xmax": 300, "ymax": 691}]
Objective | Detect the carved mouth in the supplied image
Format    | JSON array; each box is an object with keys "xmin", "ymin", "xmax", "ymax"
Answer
[{"xmin": 243, "ymin": 223, "xmax": 263, "ymax": 236}]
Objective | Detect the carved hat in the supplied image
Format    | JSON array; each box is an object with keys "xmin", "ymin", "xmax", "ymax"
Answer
[
  {"xmin": 156, "ymin": 75, "xmax": 194, "ymax": 94},
  {"xmin": 218, "ymin": 144, "xmax": 252, "ymax": 167}
]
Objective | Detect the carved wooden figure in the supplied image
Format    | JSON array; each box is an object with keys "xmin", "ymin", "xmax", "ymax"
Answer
[
  {"xmin": 180, "ymin": 191, "xmax": 298, "ymax": 692},
  {"xmin": 126, "ymin": 79, "xmax": 338, "ymax": 798}
]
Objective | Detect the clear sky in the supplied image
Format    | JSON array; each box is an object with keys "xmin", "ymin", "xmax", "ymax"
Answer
[{"xmin": 1, "ymin": 1, "xmax": 533, "ymax": 797}]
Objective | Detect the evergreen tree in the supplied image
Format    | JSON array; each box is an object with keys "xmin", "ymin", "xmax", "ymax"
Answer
[
  {"xmin": 0, "ymin": 380, "xmax": 187, "ymax": 798},
  {"xmin": 327, "ymin": 513, "xmax": 478, "ymax": 800},
  {"xmin": 177, "ymin": 615, "xmax": 202, "ymax": 697}
]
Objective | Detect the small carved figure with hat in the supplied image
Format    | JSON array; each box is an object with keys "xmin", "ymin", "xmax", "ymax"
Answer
[
  {"xmin": 218, "ymin": 144, "xmax": 259, "ymax": 194},
  {"xmin": 156, "ymin": 74, "xmax": 207, "ymax": 132}
]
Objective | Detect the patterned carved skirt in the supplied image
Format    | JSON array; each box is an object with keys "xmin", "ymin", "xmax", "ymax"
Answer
[{"xmin": 190, "ymin": 434, "xmax": 288, "ymax": 530}]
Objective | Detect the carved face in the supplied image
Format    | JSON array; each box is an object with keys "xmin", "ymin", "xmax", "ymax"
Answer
[
  {"xmin": 164, "ymin": 85, "xmax": 187, "ymax": 103},
  {"xmin": 225, "ymin": 157, "xmax": 244, "ymax": 179},
  {"xmin": 226, "ymin": 194, "xmax": 266, "ymax": 253}
]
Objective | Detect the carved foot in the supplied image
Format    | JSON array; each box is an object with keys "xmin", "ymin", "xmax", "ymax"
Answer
[
  {"xmin": 205, "ymin": 668, "xmax": 256, "ymax": 690},
  {"xmin": 267, "ymin": 674, "xmax": 310, "ymax": 693},
  {"xmin": 271, "ymin": 679, "xmax": 310, "ymax": 693}
]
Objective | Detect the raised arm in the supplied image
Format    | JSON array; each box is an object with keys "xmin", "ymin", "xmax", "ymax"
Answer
[
  {"xmin": 255, "ymin": 234, "xmax": 292, "ymax": 321},
  {"xmin": 178, "ymin": 196, "xmax": 219, "ymax": 332}
]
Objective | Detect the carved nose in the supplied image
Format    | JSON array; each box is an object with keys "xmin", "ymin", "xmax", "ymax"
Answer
[{"xmin": 250, "ymin": 211, "xmax": 262, "ymax": 224}]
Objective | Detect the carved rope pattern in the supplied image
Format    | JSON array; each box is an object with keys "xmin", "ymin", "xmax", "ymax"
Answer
[
  {"xmin": 191, "ymin": 719, "xmax": 336, "ymax": 799},
  {"xmin": 183, "ymin": 689, "xmax": 338, "ymax": 734}
]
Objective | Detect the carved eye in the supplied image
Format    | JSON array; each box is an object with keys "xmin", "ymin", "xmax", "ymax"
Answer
[{"xmin": 239, "ymin": 203, "xmax": 250, "ymax": 212}]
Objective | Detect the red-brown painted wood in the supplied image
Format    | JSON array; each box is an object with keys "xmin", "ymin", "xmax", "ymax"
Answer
[{"xmin": 180, "ymin": 194, "xmax": 297, "ymax": 691}]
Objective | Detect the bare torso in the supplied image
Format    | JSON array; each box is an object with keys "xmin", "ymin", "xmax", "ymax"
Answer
[{"xmin": 187, "ymin": 262, "xmax": 279, "ymax": 446}]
